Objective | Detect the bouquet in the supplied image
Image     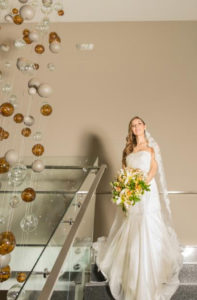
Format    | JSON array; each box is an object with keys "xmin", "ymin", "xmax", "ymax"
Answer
[{"xmin": 110, "ymin": 167, "xmax": 151, "ymax": 214}]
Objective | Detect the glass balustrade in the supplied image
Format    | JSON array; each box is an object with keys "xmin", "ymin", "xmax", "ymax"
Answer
[{"xmin": 0, "ymin": 156, "xmax": 103, "ymax": 300}]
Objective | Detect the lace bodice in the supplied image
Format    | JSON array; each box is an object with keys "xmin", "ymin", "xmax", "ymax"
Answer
[{"xmin": 126, "ymin": 150, "xmax": 151, "ymax": 173}]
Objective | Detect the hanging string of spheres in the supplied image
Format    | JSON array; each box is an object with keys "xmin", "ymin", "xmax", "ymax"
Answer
[{"xmin": 0, "ymin": 0, "xmax": 64, "ymax": 287}]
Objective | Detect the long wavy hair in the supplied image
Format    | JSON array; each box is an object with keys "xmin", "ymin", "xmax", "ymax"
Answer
[{"xmin": 122, "ymin": 116, "xmax": 147, "ymax": 168}]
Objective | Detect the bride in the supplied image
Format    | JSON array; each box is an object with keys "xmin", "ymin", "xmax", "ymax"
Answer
[{"xmin": 93, "ymin": 116, "xmax": 183, "ymax": 300}]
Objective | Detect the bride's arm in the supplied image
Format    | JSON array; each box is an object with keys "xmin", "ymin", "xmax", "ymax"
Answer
[{"xmin": 146, "ymin": 147, "xmax": 158, "ymax": 184}]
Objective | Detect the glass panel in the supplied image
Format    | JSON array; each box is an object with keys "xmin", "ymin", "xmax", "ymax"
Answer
[{"xmin": 0, "ymin": 156, "xmax": 98, "ymax": 299}]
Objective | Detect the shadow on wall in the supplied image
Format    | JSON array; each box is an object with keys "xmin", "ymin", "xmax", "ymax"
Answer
[
  {"xmin": 80, "ymin": 130, "xmax": 118, "ymax": 192},
  {"xmin": 79, "ymin": 131, "xmax": 118, "ymax": 240}
]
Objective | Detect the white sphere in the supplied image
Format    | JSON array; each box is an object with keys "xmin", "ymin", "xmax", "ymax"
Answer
[
  {"xmin": 37, "ymin": 83, "xmax": 52, "ymax": 98},
  {"xmin": 16, "ymin": 57, "xmax": 26, "ymax": 70},
  {"xmin": 5, "ymin": 150, "xmax": 19, "ymax": 166},
  {"xmin": 32, "ymin": 160, "xmax": 45, "ymax": 172},
  {"xmin": 20, "ymin": 5, "xmax": 35, "ymax": 20},
  {"xmin": 4, "ymin": 14, "xmax": 13, "ymax": 22},
  {"xmin": 24, "ymin": 115, "xmax": 35, "ymax": 126},
  {"xmin": 0, "ymin": 43, "xmax": 10, "ymax": 52},
  {"xmin": 49, "ymin": 41, "xmax": 61, "ymax": 54},
  {"xmin": 28, "ymin": 87, "xmax": 37, "ymax": 95},
  {"xmin": 29, "ymin": 31, "xmax": 39, "ymax": 42},
  {"xmin": 0, "ymin": 254, "xmax": 11, "ymax": 268},
  {"xmin": 28, "ymin": 78, "xmax": 40, "ymax": 88}
]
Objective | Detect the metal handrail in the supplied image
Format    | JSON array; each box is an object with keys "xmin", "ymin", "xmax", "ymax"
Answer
[
  {"xmin": 96, "ymin": 191, "xmax": 197, "ymax": 195},
  {"xmin": 38, "ymin": 164, "xmax": 107, "ymax": 300}
]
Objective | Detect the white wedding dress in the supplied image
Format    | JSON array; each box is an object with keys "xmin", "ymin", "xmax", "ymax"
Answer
[{"xmin": 93, "ymin": 150, "xmax": 183, "ymax": 300}]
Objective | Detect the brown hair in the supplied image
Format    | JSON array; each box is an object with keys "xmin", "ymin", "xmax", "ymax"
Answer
[{"xmin": 122, "ymin": 116, "xmax": 147, "ymax": 168}]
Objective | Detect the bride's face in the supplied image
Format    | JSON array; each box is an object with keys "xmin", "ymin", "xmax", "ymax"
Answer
[{"xmin": 131, "ymin": 118, "xmax": 146, "ymax": 136}]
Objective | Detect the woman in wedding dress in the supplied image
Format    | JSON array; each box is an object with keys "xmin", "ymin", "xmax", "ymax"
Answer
[{"xmin": 93, "ymin": 116, "xmax": 183, "ymax": 300}]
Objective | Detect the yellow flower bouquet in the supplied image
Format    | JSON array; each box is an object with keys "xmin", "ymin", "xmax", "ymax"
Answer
[{"xmin": 110, "ymin": 167, "xmax": 151, "ymax": 214}]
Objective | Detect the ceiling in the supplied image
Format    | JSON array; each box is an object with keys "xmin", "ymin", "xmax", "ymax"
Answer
[{"xmin": 2, "ymin": 0, "xmax": 197, "ymax": 22}]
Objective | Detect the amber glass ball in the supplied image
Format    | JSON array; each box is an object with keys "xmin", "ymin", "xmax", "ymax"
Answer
[
  {"xmin": 23, "ymin": 35, "xmax": 32, "ymax": 44},
  {"xmin": 13, "ymin": 15, "xmax": 23, "ymax": 25},
  {"xmin": 0, "ymin": 157, "xmax": 9, "ymax": 173},
  {"xmin": 0, "ymin": 127, "xmax": 4, "ymax": 141},
  {"xmin": 0, "ymin": 232, "xmax": 16, "ymax": 255},
  {"xmin": 21, "ymin": 127, "xmax": 31, "ymax": 137},
  {"xmin": 40, "ymin": 104, "xmax": 52, "ymax": 116},
  {"xmin": 32, "ymin": 144, "xmax": 44, "ymax": 156},
  {"xmin": 0, "ymin": 103, "xmax": 14, "ymax": 117},
  {"xmin": 0, "ymin": 265, "xmax": 11, "ymax": 282},
  {"xmin": 21, "ymin": 187, "xmax": 36, "ymax": 202},
  {"xmin": 12, "ymin": 8, "xmax": 19, "ymax": 14},
  {"xmin": 14, "ymin": 113, "xmax": 24, "ymax": 123},
  {"xmin": 34, "ymin": 63, "xmax": 39, "ymax": 70},
  {"xmin": 3, "ymin": 131, "xmax": 9, "ymax": 139},
  {"xmin": 17, "ymin": 272, "xmax": 27, "ymax": 283},
  {"xmin": 58, "ymin": 9, "xmax": 64, "ymax": 16},
  {"xmin": 35, "ymin": 44, "xmax": 45, "ymax": 54},
  {"xmin": 23, "ymin": 28, "xmax": 30, "ymax": 36}
]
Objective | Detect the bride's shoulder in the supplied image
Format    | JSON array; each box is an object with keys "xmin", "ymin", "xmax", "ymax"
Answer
[{"xmin": 148, "ymin": 147, "xmax": 155, "ymax": 156}]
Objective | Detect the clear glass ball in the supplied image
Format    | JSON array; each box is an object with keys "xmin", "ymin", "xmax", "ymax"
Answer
[
  {"xmin": 33, "ymin": 131, "xmax": 42, "ymax": 141},
  {"xmin": 20, "ymin": 214, "xmax": 38, "ymax": 232},
  {"xmin": 9, "ymin": 195, "xmax": 21, "ymax": 208},
  {"xmin": 8, "ymin": 164, "xmax": 27, "ymax": 186},
  {"xmin": 7, "ymin": 284, "xmax": 25, "ymax": 300}
]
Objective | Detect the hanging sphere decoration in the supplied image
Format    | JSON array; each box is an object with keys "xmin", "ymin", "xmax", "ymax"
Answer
[
  {"xmin": 14, "ymin": 113, "xmax": 24, "ymax": 123},
  {"xmin": 23, "ymin": 35, "xmax": 32, "ymax": 44},
  {"xmin": 8, "ymin": 163, "xmax": 27, "ymax": 186},
  {"xmin": 49, "ymin": 41, "xmax": 61, "ymax": 54},
  {"xmin": 40, "ymin": 104, "xmax": 52, "ymax": 116},
  {"xmin": 0, "ymin": 232, "xmax": 16, "ymax": 255},
  {"xmin": 32, "ymin": 144, "xmax": 44, "ymax": 156},
  {"xmin": 28, "ymin": 87, "xmax": 37, "ymax": 95},
  {"xmin": 7, "ymin": 283, "xmax": 25, "ymax": 300},
  {"xmin": 21, "ymin": 127, "xmax": 31, "ymax": 137},
  {"xmin": 23, "ymin": 28, "xmax": 30, "ymax": 36},
  {"xmin": 5, "ymin": 150, "xmax": 19, "ymax": 166},
  {"xmin": 0, "ymin": 103, "xmax": 14, "ymax": 117},
  {"xmin": 0, "ymin": 127, "xmax": 4, "ymax": 141},
  {"xmin": 21, "ymin": 187, "xmax": 36, "ymax": 202},
  {"xmin": 0, "ymin": 253, "xmax": 11, "ymax": 268},
  {"xmin": 35, "ymin": 44, "xmax": 45, "ymax": 54},
  {"xmin": 17, "ymin": 272, "xmax": 27, "ymax": 283},
  {"xmin": 33, "ymin": 63, "xmax": 39, "ymax": 70},
  {"xmin": 37, "ymin": 83, "xmax": 52, "ymax": 98},
  {"xmin": 9, "ymin": 195, "xmax": 21, "ymax": 208},
  {"xmin": 58, "ymin": 9, "xmax": 64, "ymax": 16},
  {"xmin": 28, "ymin": 77, "xmax": 40, "ymax": 88},
  {"xmin": 24, "ymin": 115, "xmax": 35, "ymax": 126},
  {"xmin": 20, "ymin": 214, "xmax": 38, "ymax": 232},
  {"xmin": 29, "ymin": 30, "xmax": 39, "ymax": 42},
  {"xmin": 12, "ymin": 8, "xmax": 19, "ymax": 14},
  {"xmin": 20, "ymin": 5, "xmax": 35, "ymax": 20},
  {"xmin": 32, "ymin": 159, "xmax": 44, "ymax": 173},
  {"xmin": 13, "ymin": 15, "xmax": 24, "ymax": 25},
  {"xmin": 33, "ymin": 131, "xmax": 42, "ymax": 141},
  {"xmin": 0, "ymin": 265, "xmax": 11, "ymax": 282},
  {"xmin": 0, "ymin": 157, "xmax": 9, "ymax": 174},
  {"xmin": 3, "ymin": 131, "xmax": 9, "ymax": 139}
]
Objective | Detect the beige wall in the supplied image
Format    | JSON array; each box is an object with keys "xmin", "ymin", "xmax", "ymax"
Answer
[{"xmin": 0, "ymin": 21, "xmax": 197, "ymax": 245}]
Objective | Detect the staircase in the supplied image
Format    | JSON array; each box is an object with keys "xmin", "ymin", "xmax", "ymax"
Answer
[{"xmin": 84, "ymin": 248, "xmax": 197, "ymax": 300}]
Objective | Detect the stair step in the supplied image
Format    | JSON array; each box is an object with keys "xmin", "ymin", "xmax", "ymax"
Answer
[
  {"xmin": 171, "ymin": 285, "xmax": 197, "ymax": 300},
  {"xmin": 179, "ymin": 264, "xmax": 197, "ymax": 284},
  {"xmin": 84, "ymin": 283, "xmax": 115, "ymax": 300}
]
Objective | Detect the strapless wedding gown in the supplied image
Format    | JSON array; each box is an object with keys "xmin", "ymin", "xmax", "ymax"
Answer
[{"xmin": 93, "ymin": 151, "xmax": 183, "ymax": 300}]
